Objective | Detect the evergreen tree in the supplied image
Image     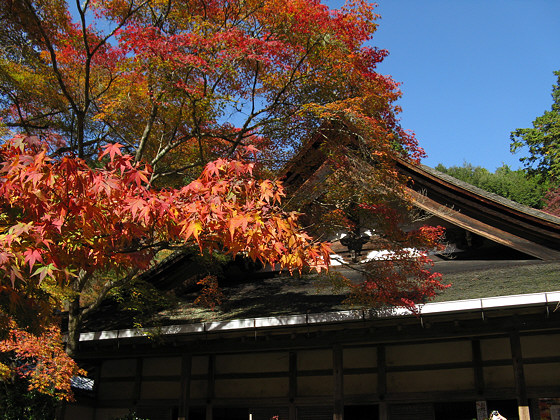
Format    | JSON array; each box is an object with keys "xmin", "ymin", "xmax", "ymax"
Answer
[
  {"xmin": 510, "ymin": 70, "xmax": 560, "ymax": 183},
  {"xmin": 435, "ymin": 163, "xmax": 549, "ymax": 209}
]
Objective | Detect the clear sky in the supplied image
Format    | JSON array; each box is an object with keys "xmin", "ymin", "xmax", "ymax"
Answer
[{"xmin": 368, "ymin": 0, "xmax": 560, "ymax": 170}]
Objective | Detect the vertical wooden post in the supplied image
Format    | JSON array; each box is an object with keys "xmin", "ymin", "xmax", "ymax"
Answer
[
  {"xmin": 333, "ymin": 345, "xmax": 344, "ymax": 420},
  {"xmin": 472, "ymin": 340, "xmax": 488, "ymax": 420},
  {"xmin": 289, "ymin": 352, "xmax": 297, "ymax": 420},
  {"xmin": 472, "ymin": 339, "xmax": 485, "ymax": 395},
  {"xmin": 510, "ymin": 332, "xmax": 530, "ymax": 420},
  {"xmin": 377, "ymin": 346, "xmax": 388, "ymax": 420},
  {"xmin": 179, "ymin": 354, "xmax": 192, "ymax": 420},
  {"xmin": 379, "ymin": 403, "xmax": 388, "ymax": 420},
  {"xmin": 133, "ymin": 358, "xmax": 143, "ymax": 408},
  {"xmin": 92, "ymin": 360, "xmax": 102, "ymax": 420},
  {"xmin": 206, "ymin": 355, "xmax": 215, "ymax": 420}
]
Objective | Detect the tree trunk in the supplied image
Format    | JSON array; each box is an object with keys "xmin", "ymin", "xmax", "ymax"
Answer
[
  {"xmin": 66, "ymin": 298, "xmax": 82, "ymax": 358},
  {"xmin": 76, "ymin": 111, "xmax": 85, "ymax": 159}
]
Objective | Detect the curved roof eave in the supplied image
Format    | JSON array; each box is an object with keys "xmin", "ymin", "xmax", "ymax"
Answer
[{"xmin": 77, "ymin": 291, "xmax": 560, "ymax": 344}]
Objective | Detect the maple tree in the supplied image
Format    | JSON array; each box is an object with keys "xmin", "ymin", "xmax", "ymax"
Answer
[
  {"xmin": 0, "ymin": 320, "xmax": 85, "ymax": 402},
  {"xmin": 0, "ymin": 135, "xmax": 330, "ymax": 396},
  {"xmin": 0, "ymin": 0, "xmax": 418, "ymax": 180},
  {"xmin": 543, "ymin": 189, "xmax": 560, "ymax": 216},
  {"xmin": 282, "ymin": 135, "xmax": 447, "ymax": 311},
  {"xmin": 0, "ymin": 0, "xmax": 448, "ymax": 399}
]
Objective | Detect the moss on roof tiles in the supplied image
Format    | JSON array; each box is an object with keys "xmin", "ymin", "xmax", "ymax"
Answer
[
  {"xmin": 432, "ymin": 260, "xmax": 560, "ymax": 302},
  {"xmin": 155, "ymin": 273, "xmax": 349, "ymax": 324},
  {"xmin": 152, "ymin": 260, "xmax": 560, "ymax": 325},
  {"xmin": 82, "ymin": 257, "xmax": 560, "ymax": 331}
]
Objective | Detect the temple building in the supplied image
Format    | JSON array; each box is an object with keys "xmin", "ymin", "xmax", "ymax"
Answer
[{"xmin": 66, "ymin": 131, "xmax": 560, "ymax": 420}]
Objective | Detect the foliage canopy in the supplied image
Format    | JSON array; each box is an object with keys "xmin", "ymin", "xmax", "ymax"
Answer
[
  {"xmin": 510, "ymin": 70, "xmax": 560, "ymax": 183},
  {"xmin": 0, "ymin": 0, "xmax": 446, "ymax": 400},
  {"xmin": 0, "ymin": 0, "xmax": 420, "ymax": 182},
  {"xmin": 0, "ymin": 136, "xmax": 330, "ymax": 397},
  {"xmin": 435, "ymin": 162, "xmax": 550, "ymax": 209}
]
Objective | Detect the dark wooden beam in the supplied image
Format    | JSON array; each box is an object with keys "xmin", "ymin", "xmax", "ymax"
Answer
[
  {"xmin": 206, "ymin": 355, "xmax": 215, "ymax": 420},
  {"xmin": 133, "ymin": 358, "xmax": 143, "ymax": 408},
  {"xmin": 377, "ymin": 345, "xmax": 387, "ymax": 397},
  {"xmin": 398, "ymin": 158, "xmax": 560, "ymax": 239},
  {"xmin": 471, "ymin": 340, "xmax": 485, "ymax": 396},
  {"xmin": 179, "ymin": 354, "xmax": 192, "ymax": 420},
  {"xmin": 333, "ymin": 345, "xmax": 343, "ymax": 420},
  {"xmin": 377, "ymin": 345, "xmax": 388, "ymax": 420},
  {"xmin": 289, "ymin": 352, "xmax": 297, "ymax": 420},
  {"xmin": 93, "ymin": 361, "xmax": 102, "ymax": 419},
  {"xmin": 510, "ymin": 332, "xmax": 530, "ymax": 420}
]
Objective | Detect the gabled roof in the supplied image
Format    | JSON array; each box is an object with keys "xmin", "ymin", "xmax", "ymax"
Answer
[
  {"xmin": 398, "ymin": 159, "xmax": 560, "ymax": 260},
  {"xmin": 80, "ymin": 258, "xmax": 560, "ymax": 333},
  {"xmin": 281, "ymin": 127, "xmax": 560, "ymax": 260},
  {"xmin": 78, "ymin": 129, "xmax": 560, "ymax": 344},
  {"xmin": 79, "ymin": 289, "xmax": 560, "ymax": 341},
  {"xmin": 77, "ymin": 271, "xmax": 560, "ymax": 348}
]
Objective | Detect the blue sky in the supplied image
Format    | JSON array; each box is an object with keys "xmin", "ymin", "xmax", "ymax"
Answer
[{"xmin": 367, "ymin": 0, "xmax": 560, "ymax": 170}]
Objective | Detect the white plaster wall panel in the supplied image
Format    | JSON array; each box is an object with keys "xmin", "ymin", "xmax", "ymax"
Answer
[
  {"xmin": 191, "ymin": 355, "xmax": 209, "ymax": 375},
  {"xmin": 214, "ymin": 377, "xmax": 288, "ymax": 398},
  {"xmin": 483, "ymin": 366, "xmax": 515, "ymax": 388},
  {"xmin": 386, "ymin": 340, "xmax": 471, "ymax": 366},
  {"xmin": 480, "ymin": 338, "xmax": 511, "ymax": 361},
  {"xmin": 100, "ymin": 359, "xmax": 136, "ymax": 378},
  {"xmin": 64, "ymin": 405, "xmax": 94, "ymax": 420},
  {"xmin": 189, "ymin": 380, "xmax": 208, "ymax": 399},
  {"xmin": 140, "ymin": 381, "xmax": 181, "ymax": 399},
  {"xmin": 97, "ymin": 381, "xmax": 135, "ymax": 400},
  {"xmin": 344, "ymin": 373, "xmax": 377, "ymax": 395},
  {"xmin": 387, "ymin": 368, "xmax": 474, "ymax": 393},
  {"xmin": 520, "ymin": 334, "xmax": 560, "ymax": 358},
  {"xmin": 343, "ymin": 347, "xmax": 377, "ymax": 369},
  {"xmin": 524, "ymin": 363, "xmax": 560, "ymax": 387},
  {"xmin": 215, "ymin": 352, "xmax": 288, "ymax": 373},
  {"xmin": 297, "ymin": 376, "xmax": 333, "ymax": 396},
  {"xmin": 142, "ymin": 356, "xmax": 181, "ymax": 377},
  {"xmin": 297, "ymin": 349, "xmax": 332, "ymax": 370}
]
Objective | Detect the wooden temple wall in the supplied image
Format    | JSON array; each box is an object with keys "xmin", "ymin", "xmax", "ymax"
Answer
[{"xmin": 65, "ymin": 329, "xmax": 560, "ymax": 420}]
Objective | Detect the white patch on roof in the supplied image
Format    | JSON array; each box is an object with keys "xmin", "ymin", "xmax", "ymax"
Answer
[
  {"xmin": 329, "ymin": 254, "xmax": 345, "ymax": 266},
  {"xmin": 364, "ymin": 248, "xmax": 424, "ymax": 262}
]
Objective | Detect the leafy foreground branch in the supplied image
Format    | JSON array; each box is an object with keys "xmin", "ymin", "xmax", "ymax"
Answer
[{"xmin": 0, "ymin": 135, "xmax": 330, "ymax": 400}]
